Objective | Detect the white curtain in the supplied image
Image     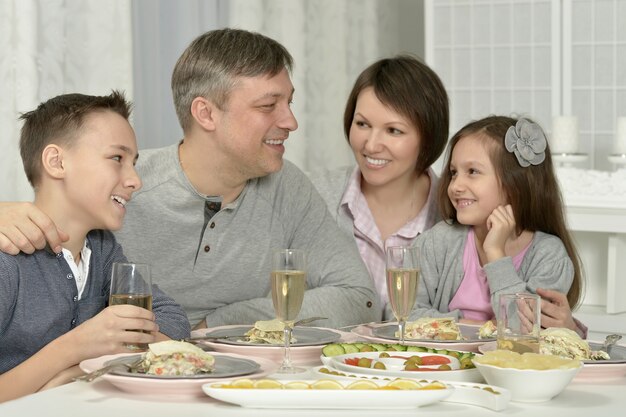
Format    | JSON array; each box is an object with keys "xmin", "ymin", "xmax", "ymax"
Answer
[
  {"xmin": 227, "ymin": 0, "xmax": 404, "ymax": 172},
  {"xmin": 0, "ymin": 0, "xmax": 133, "ymax": 201}
]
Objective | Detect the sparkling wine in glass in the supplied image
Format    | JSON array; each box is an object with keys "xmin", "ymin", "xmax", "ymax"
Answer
[
  {"xmin": 270, "ymin": 248, "xmax": 306, "ymax": 373},
  {"xmin": 386, "ymin": 246, "xmax": 419, "ymax": 345}
]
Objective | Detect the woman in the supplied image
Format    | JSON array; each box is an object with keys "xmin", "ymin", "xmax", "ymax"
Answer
[{"xmin": 311, "ymin": 55, "xmax": 587, "ymax": 337}]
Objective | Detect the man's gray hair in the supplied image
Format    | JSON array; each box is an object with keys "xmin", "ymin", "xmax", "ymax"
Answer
[{"xmin": 171, "ymin": 28, "xmax": 294, "ymax": 133}]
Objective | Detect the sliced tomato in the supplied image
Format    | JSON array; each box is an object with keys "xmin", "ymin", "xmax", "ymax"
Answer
[
  {"xmin": 419, "ymin": 355, "xmax": 451, "ymax": 365},
  {"xmin": 344, "ymin": 357, "xmax": 360, "ymax": 366}
]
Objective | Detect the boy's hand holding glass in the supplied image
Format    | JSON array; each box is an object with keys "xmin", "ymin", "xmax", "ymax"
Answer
[{"xmin": 109, "ymin": 262, "xmax": 154, "ymax": 351}]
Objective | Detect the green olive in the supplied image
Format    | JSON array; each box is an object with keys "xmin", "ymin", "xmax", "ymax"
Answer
[
  {"xmin": 404, "ymin": 361, "xmax": 420, "ymax": 371},
  {"xmin": 357, "ymin": 358, "xmax": 373, "ymax": 368},
  {"xmin": 373, "ymin": 361, "xmax": 387, "ymax": 370}
]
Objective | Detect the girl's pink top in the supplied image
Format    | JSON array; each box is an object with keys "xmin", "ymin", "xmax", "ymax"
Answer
[{"xmin": 448, "ymin": 228, "xmax": 531, "ymax": 321}]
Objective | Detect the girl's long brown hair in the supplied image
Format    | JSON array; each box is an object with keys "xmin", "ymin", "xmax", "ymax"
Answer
[{"xmin": 438, "ymin": 116, "xmax": 583, "ymax": 309}]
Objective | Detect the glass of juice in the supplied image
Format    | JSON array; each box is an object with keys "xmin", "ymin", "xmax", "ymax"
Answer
[
  {"xmin": 109, "ymin": 262, "xmax": 153, "ymax": 351},
  {"xmin": 497, "ymin": 293, "xmax": 541, "ymax": 354}
]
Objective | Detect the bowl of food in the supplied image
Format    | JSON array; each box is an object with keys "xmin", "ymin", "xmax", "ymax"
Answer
[{"xmin": 472, "ymin": 350, "xmax": 582, "ymax": 402}]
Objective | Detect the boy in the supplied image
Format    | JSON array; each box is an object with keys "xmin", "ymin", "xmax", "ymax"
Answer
[{"xmin": 0, "ymin": 91, "xmax": 190, "ymax": 402}]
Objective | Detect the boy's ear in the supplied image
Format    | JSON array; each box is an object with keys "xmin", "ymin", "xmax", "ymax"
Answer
[
  {"xmin": 190, "ymin": 96, "xmax": 218, "ymax": 131},
  {"xmin": 41, "ymin": 144, "xmax": 65, "ymax": 179}
]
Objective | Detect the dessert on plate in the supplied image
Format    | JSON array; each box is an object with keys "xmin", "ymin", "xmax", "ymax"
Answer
[
  {"xmin": 244, "ymin": 319, "xmax": 297, "ymax": 344},
  {"xmin": 401, "ymin": 317, "xmax": 462, "ymax": 340},
  {"xmin": 137, "ymin": 340, "xmax": 215, "ymax": 376}
]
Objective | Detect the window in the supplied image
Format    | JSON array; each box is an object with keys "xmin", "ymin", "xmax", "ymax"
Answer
[{"xmin": 425, "ymin": 0, "xmax": 626, "ymax": 171}]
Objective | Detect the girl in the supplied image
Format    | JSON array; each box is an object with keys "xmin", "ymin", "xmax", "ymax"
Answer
[{"xmin": 411, "ymin": 116, "xmax": 583, "ymax": 325}]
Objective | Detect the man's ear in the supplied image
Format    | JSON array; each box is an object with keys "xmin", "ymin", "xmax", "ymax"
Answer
[
  {"xmin": 190, "ymin": 97, "xmax": 219, "ymax": 131},
  {"xmin": 41, "ymin": 144, "xmax": 65, "ymax": 179}
]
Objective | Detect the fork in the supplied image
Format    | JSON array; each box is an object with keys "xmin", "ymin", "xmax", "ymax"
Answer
[{"xmin": 74, "ymin": 356, "xmax": 144, "ymax": 382}]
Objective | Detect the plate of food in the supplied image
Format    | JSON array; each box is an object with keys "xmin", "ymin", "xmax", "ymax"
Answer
[
  {"xmin": 202, "ymin": 319, "xmax": 341, "ymax": 346},
  {"xmin": 195, "ymin": 321, "xmax": 346, "ymax": 365},
  {"xmin": 320, "ymin": 350, "xmax": 484, "ymax": 383},
  {"xmin": 353, "ymin": 318, "xmax": 493, "ymax": 352},
  {"xmin": 478, "ymin": 328, "xmax": 626, "ymax": 380},
  {"xmin": 309, "ymin": 366, "xmax": 510, "ymax": 411},
  {"xmin": 202, "ymin": 377, "xmax": 453, "ymax": 409},
  {"xmin": 78, "ymin": 341, "xmax": 276, "ymax": 397}
]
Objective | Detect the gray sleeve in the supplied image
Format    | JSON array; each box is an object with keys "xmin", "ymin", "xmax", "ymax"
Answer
[
  {"xmin": 204, "ymin": 167, "xmax": 379, "ymax": 329},
  {"xmin": 407, "ymin": 227, "xmax": 463, "ymax": 321},
  {"xmin": 484, "ymin": 233, "xmax": 574, "ymax": 316}
]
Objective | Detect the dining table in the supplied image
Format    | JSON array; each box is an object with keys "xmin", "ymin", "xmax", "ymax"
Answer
[{"xmin": 1, "ymin": 330, "xmax": 624, "ymax": 417}]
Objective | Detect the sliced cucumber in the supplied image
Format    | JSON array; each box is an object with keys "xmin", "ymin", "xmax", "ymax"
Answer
[
  {"xmin": 369, "ymin": 343, "xmax": 388, "ymax": 351},
  {"xmin": 341, "ymin": 343, "xmax": 360, "ymax": 354},
  {"xmin": 390, "ymin": 344, "xmax": 407, "ymax": 351},
  {"xmin": 321, "ymin": 343, "xmax": 345, "ymax": 357},
  {"xmin": 406, "ymin": 345, "xmax": 429, "ymax": 352}
]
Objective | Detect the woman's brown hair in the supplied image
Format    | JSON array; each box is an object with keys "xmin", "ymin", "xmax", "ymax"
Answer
[{"xmin": 343, "ymin": 55, "xmax": 449, "ymax": 174}]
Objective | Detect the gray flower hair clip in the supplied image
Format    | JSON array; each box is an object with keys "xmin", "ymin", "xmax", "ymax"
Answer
[{"xmin": 504, "ymin": 118, "xmax": 547, "ymax": 167}]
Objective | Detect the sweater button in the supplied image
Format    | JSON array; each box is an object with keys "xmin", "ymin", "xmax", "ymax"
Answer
[
  {"xmin": 71, "ymin": 318, "xmax": 76, "ymax": 325},
  {"xmin": 209, "ymin": 222, "xmax": 216, "ymax": 229},
  {"xmin": 73, "ymin": 295, "xmax": 78, "ymax": 302},
  {"xmin": 366, "ymin": 301, "xmax": 373, "ymax": 308},
  {"xmin": 204, "ymin": 245, "xmax": 210, "ymax": 252},
  {"xmin": 66, "ymin": 273, "xmax": 73, "ymax": 280}
]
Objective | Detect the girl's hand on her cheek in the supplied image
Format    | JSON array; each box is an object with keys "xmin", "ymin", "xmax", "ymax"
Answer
[{"xmin": 483, "ymin": 205, "xmax": 516, "ymax": 262}]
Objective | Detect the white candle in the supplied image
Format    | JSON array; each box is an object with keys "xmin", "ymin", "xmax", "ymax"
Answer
[
  {"xmin": 614, "ymin": 117, "xmax": 626, "ymax": 155},
  {"xmin": 551, "ymin": 116, "xmax": 579, "ymax": 154}
]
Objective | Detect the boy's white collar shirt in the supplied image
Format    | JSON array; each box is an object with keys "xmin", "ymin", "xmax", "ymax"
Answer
[{"xmin": 61, "ymin": 239, "xmax": 92, "ymax": 300}]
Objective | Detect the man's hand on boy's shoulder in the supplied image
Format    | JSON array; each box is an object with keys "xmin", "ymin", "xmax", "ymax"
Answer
[{"xmin": 0, "ymin": 202, "xmax": 68, "ymax": 255}]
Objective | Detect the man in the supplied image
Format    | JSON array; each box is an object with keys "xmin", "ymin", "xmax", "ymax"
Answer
[{"xmin": 0, "ymin": 29, "xmax": 378, "ymax": 329}]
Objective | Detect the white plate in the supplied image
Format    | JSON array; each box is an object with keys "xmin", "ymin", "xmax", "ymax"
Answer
[
  {"xmin": 202, "ymin": 379, "xmax": 454, "ymax": 409},
  {"xmin": 104, "ymin": 353, "xmax": 260, "ymax": 379},
  {"xmin": 195, "ymin": 325, "xmax": 347, "ymax": 365},
  {"xmin": 372, "ymin": 323, "xmax": 494, "ymax": 343},
  {"xmin": 478, "ymin": 341, "xmax": 626, "ymax": 381},
  {"xmin": 79, "ymin": 352, "xmax": 277, "ymax": 397},
  {"xmin": 203, "ymin": 326, "xmax": 341, "ymax": 346},
  {"xmin": 310, "ymin": 366, "xmax": 510, "ymax": 411},
  {"xmin": 320, "ymin": 351, "xmax": 484, "ymax": 383},
  {"xmin": 351, "ymin": 323, "xmax": 489, "ymax": 353}
]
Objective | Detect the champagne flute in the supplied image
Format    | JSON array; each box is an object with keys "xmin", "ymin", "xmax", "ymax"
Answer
[
  {"xmin": 385, "ymin": 246, "xmax": 419, "ymax": 345},
  {"xmin": 109, "ymin": 262, "xmax": 153, "ymax": 351},
  {"xmin": 270, "ymin": 248, "xmax": 307, "ymax": 373}
]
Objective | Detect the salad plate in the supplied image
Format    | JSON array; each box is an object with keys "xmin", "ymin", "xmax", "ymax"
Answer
[
  {"xmin": 104, "ymin": 354, "xmax": 260, "ymax": 379},
  {"xmin": 195, "ymin": 325, "xmax": 347, "ymax": 365},
  {"xmin": 320, "ymin": 351, "xmax": 484, "ymax": 383},
  {"xmin": 79, "ymin": 352, "xmax": 276, "ymax": 397},
  {"xmin": 202, "ymin": 378, "xmax": 454, "ymax": 409},
  {"xmin": 352, "ymin": 323, "xmax": 489, "ymax": 352},
  {"xmin": 479, "ymin": 341, "xmax": 626, "ymax": 380}
]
